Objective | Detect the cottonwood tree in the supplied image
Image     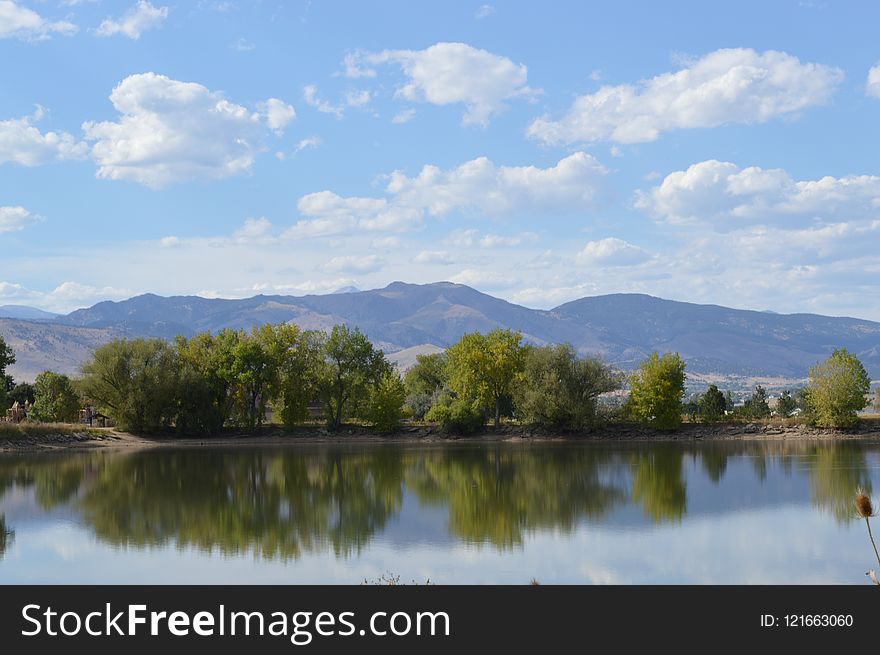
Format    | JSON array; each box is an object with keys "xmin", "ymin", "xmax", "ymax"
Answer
[
  {"xmin": 626, "ymin": 352, "xmax": 686, "ymax": 430},
  {"xmin": 321, "ymin": 325, "xmax": 390, "ymax": 431},
  {"xmin": 515, "ymin": 343, "xmax": 620, "ymax": 430},
  {"xmin": 30, "ymin": 372, "xmax": 80, "ymax": 423},
  {"xmin": 806, "ymin": 348, "xmax": 871, "ymax": 428},
  {"xmin": 446, "ymin": 329, "xmax": 526, "ymax": 428}
]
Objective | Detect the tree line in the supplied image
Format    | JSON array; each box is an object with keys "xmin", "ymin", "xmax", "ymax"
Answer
[{"xmin": 0, "ymin": 327, "xmax": 874, "ymax": 435}]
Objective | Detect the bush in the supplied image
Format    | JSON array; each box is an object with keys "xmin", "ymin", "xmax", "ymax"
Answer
[
  {"xmin": 425, "ymin": 393, "xmax": 485, "ymax": 434},
  {"xmin": 367, "ymin": 371, "xmax": 407, "ymax": 432}
]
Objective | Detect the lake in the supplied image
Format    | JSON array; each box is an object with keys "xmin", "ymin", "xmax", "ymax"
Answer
[{"xmin": 1, "ymin": 440, "xmax": 878, "ymax": 584}]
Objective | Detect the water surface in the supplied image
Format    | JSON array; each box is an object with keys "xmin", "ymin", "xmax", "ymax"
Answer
[{"xmin": 1, "ymin": 440, "xmax": 878, "ymax": 584}]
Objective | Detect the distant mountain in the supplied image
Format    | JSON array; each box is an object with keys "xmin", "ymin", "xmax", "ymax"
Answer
[
  {"xmin": 2, "ymin": 282, "xmax": 878, "ymax": 382},
  {"xmin": 0, "ymin": 305, "xmax": 58, "ymax": 321},
  {"xmin": 0, "ymin": 318, "xmax": 127, "ymax": 382}
]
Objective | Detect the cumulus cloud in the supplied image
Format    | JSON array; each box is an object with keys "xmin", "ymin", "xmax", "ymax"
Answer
[
  {"xmin": 575, "ymin": 237, "xmax": 649, "ymax": 266},
  {"xmin": 635, "ymin": 159, "xmax": 880, "ymax": 227},
  {"xmin": 0, "ymin": 106, "xmax": 87, "ymax": 165},
  {"xmin": 351, "ymin": 42, "xmax": 537, "ymax": 126},
  {"xmin": 0, "ymin": 206, "xmax": 40, "ymax": 234},
  {"xmin": 0, "ymin": 0, "xmax": 76, "ymax": 40},
  {"xmin": 528, "ymin": 48, "xmax": 843, "ymax": 144},
  {"xmin": 260, "ymin": 98, "xmax": 296, "ymax": 134},
  {"xmin": 96, "ymin": 1, "xmax": 168, "ymax": 39},
  {"xmin": 285, "ymin": 152, "xmax": 607, "ymax": 237},
  {"xmin": 82, "ymin": 73, "xmax": 286, "ymax": 188},
  {"xmin": 868, "ymin": 64, "xmax": 880, "ymax": 98},
  {"xmin": 478, "ymin": 232, "xmax": 538, "ymax": 248}
]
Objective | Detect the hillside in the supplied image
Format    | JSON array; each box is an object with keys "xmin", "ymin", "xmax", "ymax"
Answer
[{"xmin": 1, "ymin": 282, "xmax": 878, "ymax": 382}]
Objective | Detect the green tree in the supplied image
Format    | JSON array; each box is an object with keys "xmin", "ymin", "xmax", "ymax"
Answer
[
  {"xmin": 403, "ymin": 352, "xmax": 447, "ymax": 420},
  {"xmin": 30, "ymin": 371, "xmax": 81, "ymax": 423},
  {"xmin": 446, "ymin": 329, "xmax": 526, "ymax": 428},
  {"xmin": 805, "ymin": 348, "xmax": 871, "ymax": 428},
  {"xmin": 175, "ymin": 329, "xmax": 242, "ymax": 431},
  {"xmin": 698, "ymin": 384, "xmax": 727, "ymax": 422},
  {"xmin": 742, "ymin": 385, "xmax": 771, "ymax": 419},
  {"xmin": 626, "ymin": 352, "xmax": 686, "ymax": 430},
  {"xmin": 514, "ymin": 343, "xmax": 620, "ymax": 430},
  {"xmin": 367, "ymin": 370, "xmax": 407, "ymax": 432},
  {"xmin": 321, "ymin": 325, "xmax": 389, "ymax": 431},
  {"xmin": 775, "ymin": 390, "xmax": 797, "ymax": 418},
  {"xmin": 228, "ymin": 328, "xmax": 279, "ymax": 432},
  {"xmin": 271, "ymin": 328, "xmax": 325, "ymax": 428},
  {"xmin": 81, "ymin": 338, "xmax": 178, "ymax": 433},
  {"xmin": 9, "ymin": 382, "xmax": 35, "ymax": 406},
  {"xmin": 0, "ymin": 337, "xmax": 14, "ymax": 410}
]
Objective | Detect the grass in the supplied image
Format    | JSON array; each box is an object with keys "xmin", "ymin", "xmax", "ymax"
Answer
[{"xmin": 0, "ymin": 422, "xmax": 103, "ymax": 440}]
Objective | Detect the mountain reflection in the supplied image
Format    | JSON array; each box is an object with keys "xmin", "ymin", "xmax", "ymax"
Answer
[{"xmin": 0, "ymin": 441, "xmax": 874, "ymax": 559}]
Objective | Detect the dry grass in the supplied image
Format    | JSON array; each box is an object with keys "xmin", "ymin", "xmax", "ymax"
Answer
[{"xmin": 0, "ymin": 422, "xmax": 102, "ymax": 440}]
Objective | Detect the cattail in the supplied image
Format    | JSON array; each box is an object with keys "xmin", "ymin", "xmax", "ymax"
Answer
[{"xmin": 856, "ymin": 491, "xmax": 874, "ymax": 518}]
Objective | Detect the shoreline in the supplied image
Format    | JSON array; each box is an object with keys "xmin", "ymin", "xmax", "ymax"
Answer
[{"xmin": 2, "ymin": 418, "xmax": 880, "ymax": 453}]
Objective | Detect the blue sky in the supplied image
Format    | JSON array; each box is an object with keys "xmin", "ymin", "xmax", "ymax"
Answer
[{"xmin": 1, "ymin": 0, "xmax": 879, "ymax": 319}]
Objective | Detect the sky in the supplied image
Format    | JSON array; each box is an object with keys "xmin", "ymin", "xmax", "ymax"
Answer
[{"xmin": 1, "ymin": 0, "xmax": 879, "ymax": 319}]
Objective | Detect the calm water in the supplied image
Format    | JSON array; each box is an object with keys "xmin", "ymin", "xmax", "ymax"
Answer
[{"xmin": 1, "ymin": 440, "xmax": 879, "ymax": 584}]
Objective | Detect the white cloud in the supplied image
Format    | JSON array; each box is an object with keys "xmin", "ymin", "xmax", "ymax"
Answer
[
  {"xmin": 575, "ymin": 237, "xmax": 649, "ymax": 266},
  {"xmin": 414, "ymin": 250, "xmax": 455, "ymax": 264},
  {"xmin": 478, "ymin": 232, "xmax": 538, "ymax": 248},
  {"xmin": 260, "ymin": 98, "xmax": 296, "ymax": 134},
  {"xmin": 0, "ymin": 206, "xmax": 40, "ymax": 233},
  {"xmin": 285, "ymin": 152, "xmax": 607, "ymax": 237},
  {"xmin": 159, "ymin": 235, "xmax": 180, "ymax": 248},
  {"xmin": 323, "ymin": 255, "xmax": 383, "ymax": 274},
  {"xmin": 303, "ymin": 85, "xmax": 344, "ymax": 118},
  {"xmin": 449, "ymin": 269, "xmax": 518, "ymax": 289},
  {"xmin": 295, "ymin": 136, "xmax": 321, "ymax": 152},
  {"xmin": 636, "ymin": 159, "xmax": 880, "ymax": 228},
  {"xmin": 232, "ymin": 37, "xmax": 255, "ymax": 52},
  {"xmin": 528, "ymin": 48, "xmax": 843, "ymax": 144},
  {"xmin": 474, "ymin": 4, "xmax": 495, "ymax": 19},
  {"xmin": 339, "ymin": 51, "xmax": 377, "ymax": 79},
  {"xmin": 0, "ymin": 106, "xmax": 87, "ymax": 165},
  {"xmin": 359, "ymin": 42, "xmax": 537, "ymax": 126},
  {"xmin": 0, "ymin": 0, "xmax": 76, "ymax": 41},
  {"xmin": 233, "ymin": 217, "xmax": 273, "ymax": 242},
  {"xmin": 96, "ymin": 1, "xmax": 168, "ymax": 39},
  {"xmin": 82, "ymin": 72, "xmax": 269, "ymax": 188},
  {"xmin": 867, "ymin": 64, "xmax": 880, "ymax": 99},
  {"xmin": 386, "ymin": 151, "xmax": 607, "ymax": 216},
  {"xmin": 391, "ymin": 108, "xmax": 416, "ymax": 124},
  {"xmin": 444, "ymin": 229, "xmax": 478, "ymax": 247},
  {"xmin": 345, "ymin": 89, "xmax": 372, "ymax": 107}
]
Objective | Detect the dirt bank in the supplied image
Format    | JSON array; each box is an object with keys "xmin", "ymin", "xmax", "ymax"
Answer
[{"xmin": 2, "ymin": 418, "xmax": 879, "ymax": 453}]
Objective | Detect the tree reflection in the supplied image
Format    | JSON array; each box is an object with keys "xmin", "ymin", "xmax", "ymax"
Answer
[
  {"xmin": 406, "ymin": 446, "xmax": 627, "ymax": 547},
  {"xmin": 76, "ymin": 448, "xmax": 405, "ymax": 559},
  {"xmin": 631, "ymin": 447, "xmax": 687, "ymax": 523},
  {"xmin": 0, "ymin": 515, "xmax": 12, "ymax": 559},
  {"xmin": 805, "ymin": 443, "xmax": 872, "ymax": 522},
  {"xmin": 0, "ymin": 441, "xmax": 877, "ymax": 561}
]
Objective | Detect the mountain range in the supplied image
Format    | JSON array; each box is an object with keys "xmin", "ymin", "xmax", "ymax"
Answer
[{"xmin": 1, "ymin": 281, "xmax": 878, "ymax": 383}]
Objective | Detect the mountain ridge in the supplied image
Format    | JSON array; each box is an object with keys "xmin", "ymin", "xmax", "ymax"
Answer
[{"xmin": 2, "ymin": 281, "xmax": 878, "ymax": 382}]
